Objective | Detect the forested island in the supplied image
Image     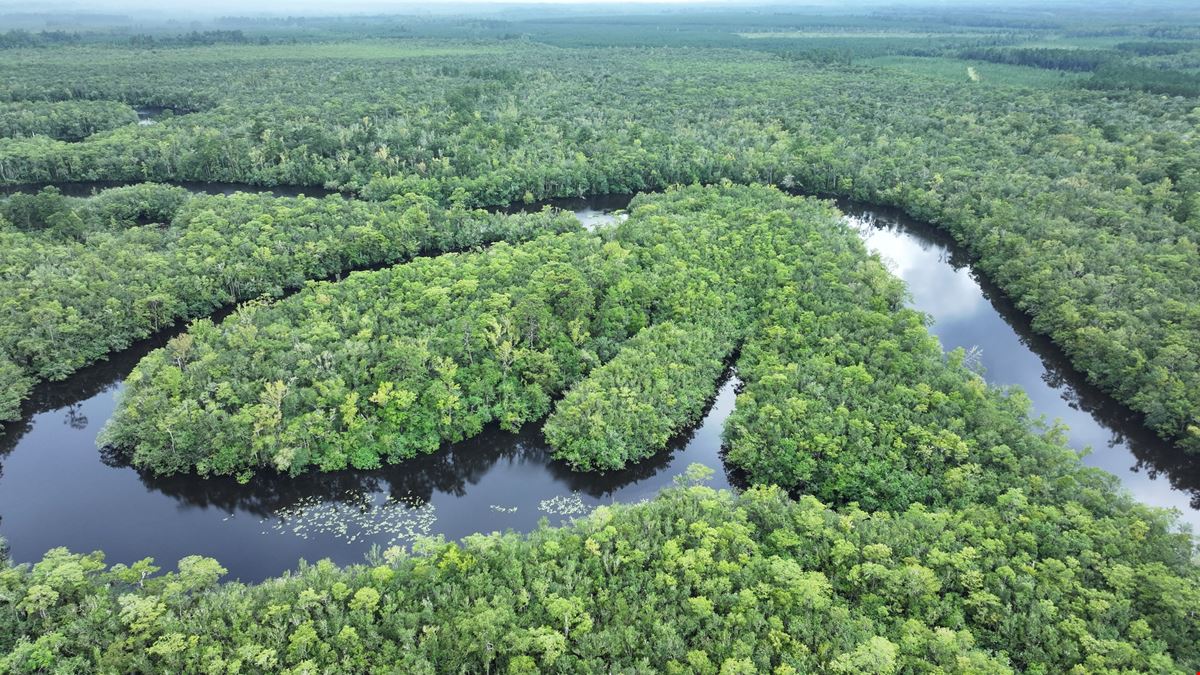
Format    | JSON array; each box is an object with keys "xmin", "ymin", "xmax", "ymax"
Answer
[{"xmin": 0, "ymin": 2, "xmax": 1198, "ymax": 672}]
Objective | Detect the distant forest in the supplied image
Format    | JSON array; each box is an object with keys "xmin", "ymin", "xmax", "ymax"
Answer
[{"xmin": 0, "ymin": 3, "xmax": 1198, "ymax": 672}]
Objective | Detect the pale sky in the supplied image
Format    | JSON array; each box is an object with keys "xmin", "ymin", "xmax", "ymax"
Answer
[{"xmin": 0, "ymin": 0, "xmax": 869, "ymax": 19}]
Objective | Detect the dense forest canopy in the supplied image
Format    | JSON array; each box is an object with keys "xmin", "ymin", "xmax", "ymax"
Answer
[
  {"xmin": 99, "ymin": 186, "xmax": 846, "ymax": 479},
  {"xmin": 4, "ymin": 186, "xmax": 1200, "ymax": 672},
  {"xmin": 0, "ymin": 2, "xmax": 1199, "ymax": 672},
  {"xmin": 0, "ymin": 185, "xmax": 579, "ymax": 425},
  {"xmin": 0, "ymin": 9, "xmax": 1197, "ymax": 456}
]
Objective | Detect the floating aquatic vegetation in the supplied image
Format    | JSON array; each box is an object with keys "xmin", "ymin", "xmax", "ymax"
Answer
[
  {"xmin": 260, "ymin": 491, "xmax": 437, "ymax": 548},
  {"xmin": 489, "ymin": 504, "xmax": 518, "ymax": 513},
  {"xmin": 538, "ymin": 492, "xmax": 591, "ymax": 517}
]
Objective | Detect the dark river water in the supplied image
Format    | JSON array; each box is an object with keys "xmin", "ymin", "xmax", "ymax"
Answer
[
  {"xmin": 844, "ymin": 204, "xmax": 1200, "ymax": 525},
  {"xmin": 0, "ymin": 190, "xmax": 1194, "ymax": 581},
  {"xmin": 134, "ymin": 106, "xmax": 176, "ymax": 126}
]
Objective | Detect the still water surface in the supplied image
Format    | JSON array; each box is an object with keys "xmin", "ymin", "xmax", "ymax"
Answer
[
  {"xmin": 0, "ymin": 191, "xmax": 1194, "ymax": 581},
  {"xmin": 845, "ymin": 203, "xmax": 1200, "ymax": 526},
  {"xmin": 0, "ymin": 196, "xmax": 735, "ymax": 581}
]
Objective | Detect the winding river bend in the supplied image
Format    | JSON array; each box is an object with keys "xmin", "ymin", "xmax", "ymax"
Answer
[
  {"xmin": 0, "ymin": 190, "xmax": 1195, "ymax": 582},
  {"xmin": 844, "ymin": 203, "xmax": 1200, "ymax": 524}
]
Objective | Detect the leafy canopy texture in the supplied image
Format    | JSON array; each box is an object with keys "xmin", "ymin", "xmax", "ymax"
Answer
[
  {"xmin": 1, "ymin": 40, "xmax": 1197, "ymax": 450},
  {"xmin": 0, "ymin": 186, "xmax": 579, "ymax": 428},
  {"xmin": 3, "ymin": 186, "xmax": 1197, "ymax": 672},
  {"xmin": 103, "ymin": 184, "xmax": 848, "ymax": 478},
  {"xmin": 0, "ymin": 483, "xmax": 1195, "ymax": 673}
]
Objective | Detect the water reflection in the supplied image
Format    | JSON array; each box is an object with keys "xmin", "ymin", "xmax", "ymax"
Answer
[
  {"xmin": 0, "ymin": 195, "xmax": 1195, "ymax": 584},
  {"xmin": 0, "ymin": 360, "xmax": 736, "ymax": 581},
  {"xmin": 506, "ymin": 193, "xmax": 630, "ymax": 231},
  {"xmin": 844, "ymin": 203, "xmax": 1200, "ymax": 525},
  {"xmin": 134, "ymin": 106, "xmax": 166, "ymax": 126},
  {"xmin": 0, "ymin": 201, "xmax": 730, "ymax": 582},
  {"xmin": 126, "ymin": 375, "xmax": 737, "ymax": 513}
]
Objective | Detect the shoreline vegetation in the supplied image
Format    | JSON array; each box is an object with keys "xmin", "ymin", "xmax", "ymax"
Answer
[
  {"xmin": 5, "ymin": 185, "xmax": 1198, "ymax": 672},
  {"xmin": 1, "ymin": 5, "xmax": 1199, "ymax": 671},
  {"xmin": 0, "ymin": 185, "xmax": 580, "ymax": 426},
  {"xmin": 1, "ymin": 40, "xmax": 1195, "ymax": 455}
]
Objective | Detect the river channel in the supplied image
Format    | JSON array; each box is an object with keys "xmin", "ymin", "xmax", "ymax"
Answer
[{"xmin": 0, "ymin": 187, "xmax": 1193, "ymax": 581}]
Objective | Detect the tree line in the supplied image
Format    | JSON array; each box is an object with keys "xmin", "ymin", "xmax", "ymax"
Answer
[
  {"xmin": 957, "ymin": 47, "xmax": 1118, "ymax": 71},
  {"xmin": 0, "ymin": 20, "xmax": 1198, "ymax": 670},
  {"xmin": 544, "ymin": 321, "xmax": 733, "ymax": 471},
  {"xmin": 0, "ymin": 40, "xmax": 1195, "ymax": 453},
  {"xmin": 0, "ymin": 184, "xmax": 578, "ymax": 427},
  {"xmin": 101, "ymin": 185, "xmax": 853, "ymax": 479},
  {"xmin": 2, "ymin": 477, "xmax": 1194, "ymax": 673},
  {"xmin": 4, "ymin": 186, "xmax": 1197, "ymax": 673},
  {"xmin": 1083, "ymin": 63, "xmax": 1200, "ymax": 96},
  {"xmin": 0, "ymin": 100, "xmax": 138, "ymax": 142},
  {"xmin": 101, "ymin": 230, "xmax": 627, "ymax": 478}
]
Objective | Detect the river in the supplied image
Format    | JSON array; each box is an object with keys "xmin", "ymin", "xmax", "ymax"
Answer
[
  {"xmin": 0, "ymin": 194, "xmax": 738, "ymax": 581},
  {"xmin": 0, "ymin": 189, "xmax": 1194, "ymax": 581},
  {"xmin": 844, "ymin": 203, "xmax": 1200, "ymax": 524}
]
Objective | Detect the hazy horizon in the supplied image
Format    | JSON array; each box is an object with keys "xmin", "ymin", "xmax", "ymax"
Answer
[{"xmin": 4, "ymin": 0, "xmax": 1194, "ymax": 22}]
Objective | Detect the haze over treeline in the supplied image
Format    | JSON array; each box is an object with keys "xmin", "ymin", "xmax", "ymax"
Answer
[{"xmin": 3, "ymin": 0, "xmax": 1200, "ymax": 24}]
